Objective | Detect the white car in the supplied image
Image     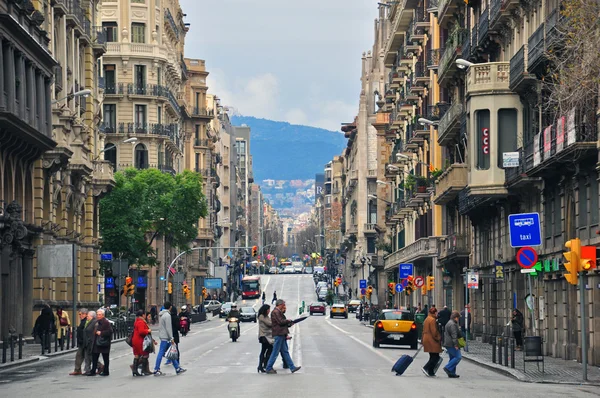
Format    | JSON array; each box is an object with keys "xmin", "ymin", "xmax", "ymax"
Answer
[
  {"xmin": 269, "ymin": 266, "xmax": 278, "ymax": 274},
  {"xmin": 284, "ymin": 267, "xmax": 295, "ymax": 274}
]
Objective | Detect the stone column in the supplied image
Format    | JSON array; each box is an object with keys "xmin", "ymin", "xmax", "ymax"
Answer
[
  {"xmin": 36, "ymin": 73, "xmax": 45, "ymax": 132},
  {"xmin": 27, "ymin": 63, "xmax": 36, "ymax": 128},
  {"xmin": 13, "ymin": 249, "xmax": 23, "ymax": 335},
  {"xmin": 45, "ymin": 77, "xmax": 52, "ymax": 137},
  {"xmin": 18, "ymin": 53, "xmax": 26, "ymax": 120},
  {"xmin": 6, "ymin": 249, "xmax": 18, "ymax": 336},
  {"xmin": 6, "ymin": 44, "xmax": 15, "ymax": 113},
  {"xmin": 22, "ymin": 249, "xmax": 34, "ymax": 336}
]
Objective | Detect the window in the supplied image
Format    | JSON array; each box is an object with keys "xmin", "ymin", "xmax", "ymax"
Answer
[
  {"xmin": 103, "ymin": 104, "xmax": 116, "ymax": 132},
  {"xmin": 104, "ymin": 143, "xmax": 117, "ymax": 170},
  {"xmin": 157, "ymin": 106, "xmax": 162, "ymax": 124},
  {"xmin": 497, "ymin": 109, "xmax": 517, "ymax": 168},
  {"xmin": 134, "ymin": 65, "xmax": 146, "ymax": 94},
  {"xmin": 195, "ymin": 153, "xmax": 200, "ymax": 172},
  {"xmin": 103, "ymin": 65, "xmax": 116, "ymax": 94},
  {"xmin": 591, "ymin": 174, "xmax": 599, "ymax": 225},
  {"xmin": 134, "ymin": 144, "xmax": 148, "ymax": 169},
  {"xmin": 476, "ymin": 110, "xmax": 490, "ymax": 170},
  {"xmin": 102, "ymin": 22, "xmax": 118, "ymax": 42},
  {"xmin": 157, "ymin": 67, "xmax": 161, "ymax": 86},
  {"xmin": 135, "ymin": 105, "xmax": 147, "ymax": 130},
  {"xmin": 578, "ymin": 178, "xmax": 588, "ymax": 229},
  {"xmin": 131, "ymin": 23, "xmax": 146, "ymax": 43},
  {"xmin": 195, "ymin": 125, "xmax": 200, "ymax": 140}
]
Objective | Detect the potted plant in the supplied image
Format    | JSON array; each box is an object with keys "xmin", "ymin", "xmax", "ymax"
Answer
[
  {"xmin": 405, "ymin": 174, "xmax": 416, "ymax": 192},
  {"xmin": 416, "ymin": 176, "xmax": 429, "ymax": 193},
  {"xmin": 431, "ymin": 168, "xmax": 444, "ymax": 181}
]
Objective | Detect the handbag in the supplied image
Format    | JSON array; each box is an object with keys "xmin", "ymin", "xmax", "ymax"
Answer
[
  {"xmin": 165, "ymin": 342, "xmax": 179, "ymax": 361},
  {"xmin": 95, "ymin": 325, "xmax": 111, "ymax": 347},
  {"xmin": 457, "ymin": 337, "xmax": 466, "ymax": 348},
  {"xmin": 125, "ymin": 331, "xmax": 133, "ymax": 347},
  {"xmin": 59, "ymin": 316, "xmax": 68, "ymax": 327}
]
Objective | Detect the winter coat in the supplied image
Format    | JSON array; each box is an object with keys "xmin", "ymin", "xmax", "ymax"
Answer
[
  {"xmin": 271, "ymin": 307, "xmax": 293, "ymax": 337},
  {"xmin": 92, "ymin": 318, "xmax": 112, "ymax": 354},
  {"xmin": 443, "ymin": 319, "xmax": 461, "ymax": 348},
  {"xmin": 132, "ymin": 317, "xmax": 150, "ymax": 357},
  {"xmin": 158, "ymin": 309, "xmax": 173, "ymax": 341},
  {"xmin": 422, "ymin": 313, "xmax": 442, "ymax": 353},
  {"xmin": 33, "ymin": 307, "xmax": 55, "ymax": 337},
  {"xmin": 512, "ymin": 310, "xmax": 524, "ymax": 332},
  {"xmin": 437, "ymin": 308, "xmax": 451, "ymax": 327},
  {"xmin": 258, "ymin": 314, "xmax": 274, "ymax": 344},
  {"xmin": 170, "ymin": 309, "xmax": 180, "ymax": 344},
  {"xmin": 55, "ymin": 310, "xmax": 71, "ymax": 339},
  {"xmin": 84, "ymin": 318, "xmax": 98, "ymax": 352},
  {"xmin": 76, "ymin": 318, "xmax": 86, "ymax": 346}
]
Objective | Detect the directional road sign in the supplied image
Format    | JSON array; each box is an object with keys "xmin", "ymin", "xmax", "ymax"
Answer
[
  {"xmin": 395, "ymin": 283, "xmax": 404, "ymax": 293},
  {"xmin": 414, "ymin": 276, "xmax": 424, "ymax": 288},
  {"xmin": 516, "ymin": 247, "xmax": 538, "ymax": 269},
  {"xmin": 100, "ymin": 252, "xmax": 113, "ymax": 261},
  {"xmin": 359, "ymin": 279, "xmax": 367, "ymax": 289},
  {"xmin": 399, "ymin": 263, "xmax": 414, "ymax": 279},
  {"xmin": 508, "ymin": 212, "xmax": 542, "ymax": 248}
]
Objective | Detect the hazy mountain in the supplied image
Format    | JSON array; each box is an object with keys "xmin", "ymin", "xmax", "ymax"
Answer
[{"xmin": 231, "ymin": 116, "xmax": 346, "ymax": 182}]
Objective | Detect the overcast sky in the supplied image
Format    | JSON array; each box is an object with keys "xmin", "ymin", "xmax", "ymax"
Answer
[{"xmin": 179, "ymin": 0, "xmax": 379, "ymax": 132}]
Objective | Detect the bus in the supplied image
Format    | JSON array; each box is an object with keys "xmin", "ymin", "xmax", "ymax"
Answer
[{"xmin": 241, "ymin": 276, "xmax": 261, "ymax": 299}]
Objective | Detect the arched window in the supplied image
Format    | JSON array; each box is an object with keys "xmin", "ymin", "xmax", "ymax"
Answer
[
  {"xmin": 134, "ymin": 144, "xmax": 148, "ymax": 169},
  {"xmin": 104, "ymin": 143, "xmax": 117, "ymax": 170}
]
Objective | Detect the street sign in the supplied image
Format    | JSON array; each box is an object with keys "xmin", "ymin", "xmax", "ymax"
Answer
[
  {"xmin": 204, "ymin": 278, "xmax": 223, "ymax": 289},
  {"xmin": 516, "ymin": 247, "xmax": 538, "ymax": 269},
  {"xmin": 495, "ymin": 265, "xmax": 504, "ymax": 280},
  {"xmin": 360, "ymin": 288, "xmax": 366, "ymax": 295},
  {"xmin": 414, "ymin": 276, "xmax": 424, "ymax": 288},
  {"xmin": 100, "ymin": 252, "xmax": 113, "ymax": 261},
  {"xmin": 467, "ymin": 271, "xmax": 479, "ymax": 289},
  {"xmin": 399, "ymin": 263, "xmax": 414, "ymax": 279},
  {"xmin": 359, "ymin": 279, "xmax": 367, "ymax": 289},
  {"xmin": 502, "ymin": 152, "xmax": 519, "ymax": 168},
  {"xmin": 105, "ymin": 277, "xmax": 114, "ymax": 289},
  {"xmin": 508, "ymin": 212, "xmax": 542, "ymax": 247},
  {"xmin": 395, "ymin": 283, "xmax": 404, "ymax": 293},
  {"xmin": 521, "ymin": 268, "xmax": 536, "ymax": 274},
  {"xmin": 137, "ymin": 275, "xmax": 147, "ymax": 288},
  {"xmin": 400, "ymin": 278, "xmax": 409, "ymax": 288}
]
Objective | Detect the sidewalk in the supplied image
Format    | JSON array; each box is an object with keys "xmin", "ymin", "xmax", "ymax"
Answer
[{"xmin": 462, "ymin": 339, "xmax": 600, "ymax": 386}]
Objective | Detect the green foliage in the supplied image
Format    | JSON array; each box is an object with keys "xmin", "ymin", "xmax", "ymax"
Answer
[
  {"xmin": 99, "ymin": 168, "xmax": 208, "ymax": 267},
  {"xmin": 430, "ymin": 168, "xmax": 444, "ymax": 181}
]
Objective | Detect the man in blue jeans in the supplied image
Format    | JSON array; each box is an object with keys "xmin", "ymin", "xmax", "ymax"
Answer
[
  {"xmin": 265, "ymin": 299, "xmax": 301, "ymax": 374},
  {"xmin": 442, "ymin": 310, "xmax": 462, "ymax": 378},
  {"xmin": 154, "ymin": 301, "xmax": 186, "ymax": 375}
]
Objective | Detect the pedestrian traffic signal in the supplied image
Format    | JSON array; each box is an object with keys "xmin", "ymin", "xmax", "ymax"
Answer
[
  {"xmin": 563, "ymin": 238, "xmax": 581, "ymax": 285},
  {"xmin": 388, "ymin": 282, "xmax": 395, "ymax": 295},
  {"xmin": 252, "ymin": 246, "xmax": 258, "ymax": 257},
  {"xmin": 122, "ymin": 276, "xmax": 133, "ymax": 296},
  {"xmin": 426, "ymin": 276, "xmax": 435, "ymax": 291},
  {"xmin": 168, "ymin": 282, "xmax": 173, "ymax": 294}
]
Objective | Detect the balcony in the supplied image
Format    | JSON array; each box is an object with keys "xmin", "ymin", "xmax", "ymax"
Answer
[
  {"xmin": 427, "ymin": 48, "xmax": 443, "ymax": 70},
  {"xmin": 180, "ymin": 55, "xmax": 188, "ymax": 80},
  {"xmin": 383, "ymin": 0, "xmax": 420, "ymax": 66},
  {"xmin": 457, "ymin": 188, "xmax": 493, "ymax": 215},
  {"xmin": 466, "ymin": 62, "xmax": 510, "ymax": 97},
  {"xmin": 197, "ymin": 228, "xmax": 214, "ymax": 241},
  {"xmin": 349, "ymin": 169, "xmax": 358, "ymax": 181},
  {"xmin": 364, "ymin": 223, "xmax": 378, "ymax": 235},
  {"xmin": 527, "ymin": 23, "xmax": 545, "ymax": 73},
  {"xmin": 92, "ymin": 26, "xmax": 107, "ymax": 56},
  {"xmin": 164, "ymin": 8, "xmax": 180, "ymax": 41},
  {"xmin": 384, "ymin": 236, "xmax": 445, "ymax": 269},
  {"xmin": 504, "ymin": 147, "xmax": 540, "ymax": 189},
  {"xmin": 438, "ymin": 0, "xmax": 461, "ymax": 27},
  {"xmin": 478, "ymin": 8, "xmax": 489, "ymax": 46},
  {"xmin": 53, "ymin": 64, "xmax": 63, "ymax": 93},
  {"xmin": 437, "ymin": 102, "xmax": 463, "ymax": 145},
  {"xmin": 439, "ymin": 234, "xmax": 470, "ymax": 261},
  {"xmin": 438, "ymin": 28, "xmax": 467, "ymax": 85},
  {"xmin": 509, "ymin": 45, "xmax": 536, "ymax": 93},
  {"xmin": 104, "ymin": 82, "xmax": 124, "ymax": 96},
  {"xmin": 158, "ymin": 164, "xmax": 176, "ymax": 175},
  {"xmin": 427, "ymin": 102, "xmax": 449, "ymax": 121},
  {"xmin": 191, "ymin": 107, "xmax": 215, "ymax": 119},
  {"xmin": 412, "ymin": 61, "xmax": 428, "ymax": 86},
  {"xmin": 92, "ymin": 160, "xmax": 116, "ymax": 197},
  {"xmin": 433, "ymin": 163, "xmax": 467, "ymax": 204}
]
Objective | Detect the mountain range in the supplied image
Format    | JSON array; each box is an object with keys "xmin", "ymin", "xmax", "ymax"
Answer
[{"xmin": 230, "ymin": 116, "xmax": 346, "ymax": 182}]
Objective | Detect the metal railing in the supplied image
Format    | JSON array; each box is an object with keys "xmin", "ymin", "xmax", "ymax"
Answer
[
  {"xmin": 438, "ymin": 102, "xmax": 463, "ymax": 139},
  {"xmin": 164, "ymin": 8, "xmax": 180, "ymax": 40},
  {"xmin": 478, "ymin": 8, "xmax": 489, "ymax": 46},
  {"xmin": 53, "ymin": 64, "xmax": 63, "ymax": 91},
  {"xmin": 104, "ymin": 82, "xmax": 123, "ymax": 95},
  {"xmin": 427, "ymin": 102, "xmax": 450, "ymax": 120},
  {"xmin": 509, "ymin": 45, "xmax": 526, "ymax": 89},
  {"xmin": 439, "ymin": 28, "xmax": 467, "ymax": 78},
  {"xmin": 192, "ymin": 107, "xmax": 215, "ymax": 117},
  {"xmin": 490, "ymin": 0, "xmax": 502, "ymax": 26},
  {"xmin": 527, "ymin": 23, "xmax": 545, "ymax": 71},
  {"xmin": 93, "ymin": 26, "xmax": 106, "ymax": 45},
  {"xmin": 427, "ymin": 48, "xmax": 443, "ymax": 68}
]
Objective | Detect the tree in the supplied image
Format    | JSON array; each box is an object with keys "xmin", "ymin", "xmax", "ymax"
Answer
[{"xmin": 99, "ymin": 168, "xmax": 208, "ymax": 267}]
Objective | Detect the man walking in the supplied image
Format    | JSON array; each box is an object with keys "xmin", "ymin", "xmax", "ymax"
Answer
[
  {"xmin": 437, "ymin": 305, "xmax": 451, "ymax": 335},
  {"xmin": 271, "ymin": 291, "xmax": 277, "ymax": 304},
  {"xmin": 442, "ymin": 311, "xmax": 462, "ymax": 378},
  {"xmin": 153, "ymin": 301, "xmax": 186, "ymax": 375},
  {"xmin": 69, "ymin": 308, "xmax": 88, "ymax": 375},
  {"xmin": 265, "ymin": 299, "xmax": 301, "ymax": 374}
]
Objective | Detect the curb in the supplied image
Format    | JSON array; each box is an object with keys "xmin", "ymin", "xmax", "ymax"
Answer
[
  {"xmin": 462, "ymin": 354, "xmax": 600, "ymax": 386},
  {"xmin": 0, "ymin": 357, "xmax": 40, "ymax": 371}
]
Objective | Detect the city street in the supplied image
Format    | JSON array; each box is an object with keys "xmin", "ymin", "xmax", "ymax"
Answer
[{"xmin": 0, "ymin": 275, "xmax": 597, "ymax": 398}]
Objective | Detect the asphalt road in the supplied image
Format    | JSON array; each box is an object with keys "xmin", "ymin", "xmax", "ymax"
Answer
[{"xmin": 0, "ymin": 274, "xmax": 597, "ymax": 398}]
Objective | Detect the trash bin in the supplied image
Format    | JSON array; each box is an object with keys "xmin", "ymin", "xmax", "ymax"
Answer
[{"xmin": 415, "ymin": 313, "xmax": 426, "ymax": 340}]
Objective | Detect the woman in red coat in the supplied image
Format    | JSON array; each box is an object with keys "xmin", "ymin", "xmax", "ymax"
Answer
[{"xmin": 131, "ymin": 309, "xmax": 151, "ymax": 376}]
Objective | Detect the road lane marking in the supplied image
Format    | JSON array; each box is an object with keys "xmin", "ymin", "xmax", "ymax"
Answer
[{"xmin": 326, "ymin": 320, "xmax": 394, "ymax": 364}]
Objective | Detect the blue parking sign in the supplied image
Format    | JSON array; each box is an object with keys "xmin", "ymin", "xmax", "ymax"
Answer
[
  {"xmin": 359, "ymin": 279, "xmax": 367, "ymax": 289},
  {"xmin": 508, "ymin": 212, "xmax": 542, "ymax": 248},
  {"xmin": 399, "ymin": 263, "xmax": 413, "ymax": 279}
]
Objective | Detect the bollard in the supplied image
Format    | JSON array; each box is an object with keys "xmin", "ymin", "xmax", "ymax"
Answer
[
  {"xmin": 492, "ymin": 336, "xmax": 497, "ymax": 363},
  {"xmin": 2, "ymin": 337, "xmax": 6, "ymax": 364},
  {"xmin": 10, "ymin": 335, "xmax": 14, "ymax": 362},
  {"xmin": 498, "ymin": 337, "xmax": 503, "ymax": 364},
  {"xmin": 41, "ymin": 333, "xmax": 45, "ymax": 355},
  {"xmin": 54, "ymin": 331, "xmax": 58, "ymax": 352},
  {"xmin": 504, "ymin": 336, "xmax": 509, "ymax": 366},
  {"xmin": 66, "ymin": 327, "xmax": 71, "ymax": 350},
  {"xmin": 72, "ymin": 326, "xmax": 76, "ymax": 348},
  {"xmin": 510, "ymin": 338, "xmax": 515, "ymax": 369},
  {"xmin": 18, "ymin": 334, "xmax": 23, "ymax": 360}
]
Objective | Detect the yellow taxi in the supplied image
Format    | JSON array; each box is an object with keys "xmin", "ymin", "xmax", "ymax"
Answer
[
  {"xmin": 372, "ymin": 309, "xmax": 417, "ymax": 349},
  {"xmin": 347, "ymin": 299, "xmax": 361, "ymax": 313},
  {"xmin": 330, "ymin": 303, "xmax": 348, "ymax": 319}
]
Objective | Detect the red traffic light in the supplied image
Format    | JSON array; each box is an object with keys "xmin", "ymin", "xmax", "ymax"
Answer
[{"xmin": 125, "ymin": 276, "xmax": 132, "ymax": 285}]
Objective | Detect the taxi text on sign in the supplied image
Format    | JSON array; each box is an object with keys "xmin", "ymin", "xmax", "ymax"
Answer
[{"xmin": 508, "ymin": 212, "xmax": 542, "ymax": 248}]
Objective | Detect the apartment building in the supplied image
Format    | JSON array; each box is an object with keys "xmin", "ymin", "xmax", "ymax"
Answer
[{"xmin": 234, "ymin": 125, "xmax": 253, "ymax": 251}]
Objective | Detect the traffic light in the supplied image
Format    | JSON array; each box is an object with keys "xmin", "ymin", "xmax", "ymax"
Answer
[
  {"xmin": 404, "ymin": 276, "xmax": 414, "ymax": 296},
  {"xmin": 426, "ymin": 276, "xmax": 435, "ymax": 291},
  {"xmin": 563, "ymin": 238, "xmax": 581, "ymax": 285},
  {"xmin": 252, "ymin": 246, "xmax": 258, "ymax": 257},
  {"xmin": 123, "ymin": 276, "xmax": 133, "ymax": 296},
  {"xmin": 334, "ymin": 280, "xmax": 339, "ymax": 287},
  {"xmin": 366, "ymin": 285, "xmax": 373, "ymax": 300},
  {"xmin": 388, "ymin": 282, "xmax": 395, "ymax": 295},
  {"xmin": 183, "ymin": 284, "xmax": 191, "ymax": 300},
  {"xmin": 168, "ymin": 282, "xmax": 173, "ymax": 294},
  {"xmin": 202, "ymin": 286, "xmax": 208, "ymax": 299},
  {"xmin": 127, "ymin": 283, "xmax": 135, "ymax": 296},
  {"xmin": 421, "ymin": 283, "xmax": 428, "ymax": 296}
]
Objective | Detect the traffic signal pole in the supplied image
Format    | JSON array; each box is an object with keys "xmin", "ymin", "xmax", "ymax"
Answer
[{"xmin": 580, "ymin": 271, "xmax": 587, "ymax": 381}]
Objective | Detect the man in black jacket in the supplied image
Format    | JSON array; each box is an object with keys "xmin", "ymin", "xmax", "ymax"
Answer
[
  {"xmin": 69, "ymin": 308, "xmax": 88, "ymax": 375},
  {"xmin": 437, "ymin": 306, "xmax": 452, "ymax": 335}
]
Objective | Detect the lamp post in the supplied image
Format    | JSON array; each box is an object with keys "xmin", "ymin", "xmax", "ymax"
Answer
[
  {"xmin": 93, "ymin": 137, "xmax": 138, "ymax": 162},
  {"xmin": 52, "ymin": 89, "xmax": 92, "ymax": 104}
]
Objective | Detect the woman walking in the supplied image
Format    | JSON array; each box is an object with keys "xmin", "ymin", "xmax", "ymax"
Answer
[
  {"xmin": 89, "ymin": 309, "xmax": 112, "ymax": 376},
  {"xmin": 55, "ymin": 307, "xmax": 71, "ymax": 349},
  {"xmin": 131, "ymin": 310, "xmax": 152, "ymax": 376},
  {"xmin": 421, "ymin": 307, "xmax": 442, "ymax": 377},
  {"xmin": 511, "ymin": 308, "xmax": 524, "ymax": 350},
  {"xmin": 257, "ymin": 304, "xmax": 273, "ymax": 373}
]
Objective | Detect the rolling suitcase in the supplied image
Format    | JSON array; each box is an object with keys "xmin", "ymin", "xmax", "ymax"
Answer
[{"xmin": 391, "ymin": 345, "xmax": 423, "ymax": 375}]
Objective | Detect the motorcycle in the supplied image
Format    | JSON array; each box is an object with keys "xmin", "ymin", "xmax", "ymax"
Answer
[
  {"xmin": 228, "ymin": 317, "xmax": 239, "ymax": 342},
  {"xmin": 179, "ymin": 316, "xmax": 189, "ymax": 336}
]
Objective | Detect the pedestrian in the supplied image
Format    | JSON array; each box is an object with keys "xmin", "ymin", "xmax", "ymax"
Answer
[
  {"xmin": 265, "ymin": 299, "xmax": 301, "ymax": 374},
  {"xmin": 442, "ymin": 311, "xmax": 463, "ymax": 378},
  {"xmin": 422, "ymin": 307, "xmax": 442, "ymax": 377},
  {"xmin": 460, "ymin": 304, "xmax": 472, "ymax": 338},
  {"xmin": 83, "ymin": 311, "xmax": 103, "ymax": 375},
  {"xmin": 69, "ymin": 308, "xmax": 89, "ymax": 375},
  {"xmin": 271, "ymin": 291, "xmax": 277, "ymax": 304},
  {"xmin": 417, "ymin": 303, "xmax": 422, "ymax": 313},
  {"xmin": 153, "ymin": 301, "xmax": 186, "ymax": 375},
  {"xmin": 422, "ymin": 304, "xmax": 429, "ymax": 315},
  {"xmin": 262, "ymin": 292, "xmax": 266, "ymax": 305},
  {"xmin": 437, "ymin": 305, "xmax": 451, "ymax": 335},
  {"xmin": 511, "ymin": 308, "xmax": 524, "ymax": 350},
  {"xmin": 55, "ymin": 307, "xmax": 71, "ymax": 349},
  {"xmin": 89, "ymin": 309, "xmax": 112, "ymax": 377},
  {"xmin": 131, "ymin": 309, "xmax": 152, "ymax": 376},
  {"xmin": 33, "ymin": 304, "xmax": 55, "ymax": 351},
  {"xmin": 257, "ymin": 304, "xmax": 273, "ymax": 373},
  {"xmin": 150, "ymin": 305, "xmax": 157, "ymax": 325},
  {"xmin": 165, "ymin": 306, "xmax": 180, "ymax": 365}
]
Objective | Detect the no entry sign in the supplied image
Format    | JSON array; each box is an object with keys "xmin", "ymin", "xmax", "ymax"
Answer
[
  {"xmin": 414, "ymin": 276, "xmax": 424, "ymax": 288},
  {"xmin": 517, "ymin": 247, "xmax": 538, "ymax": 269}
]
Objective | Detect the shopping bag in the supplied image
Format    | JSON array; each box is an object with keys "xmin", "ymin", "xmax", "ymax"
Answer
[
  {"xmin": 165, "ymin": 343, "xmax": 179, "ymax": 361},
  {"xmin": 143, "ymin": 334, "xmax": 154, "ymax": 353}
]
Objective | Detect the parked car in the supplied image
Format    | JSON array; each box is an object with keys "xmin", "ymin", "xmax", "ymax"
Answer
[
  {"xmin": 239, "ymin": 306, "xmax": 257, "ymax": 322},
  {"xmin": 219, "ymin": 302, "xmax": 234, "ymax": 318},
  {"xmin": 317, "ymin": 288, "xmax": 328, "ymax": 302},
  {"xmin": 309, "ymin": 302, "xmax": 326, "ymax": 315}
]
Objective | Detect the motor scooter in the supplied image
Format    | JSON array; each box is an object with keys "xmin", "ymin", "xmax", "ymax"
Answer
[
  {"xmin": 228, "ymin": 317, "xmax": 239, "ymax": 342},
  {"xmin": 179, "ymin": 316, "xmax": 189, "ymax": 336}
]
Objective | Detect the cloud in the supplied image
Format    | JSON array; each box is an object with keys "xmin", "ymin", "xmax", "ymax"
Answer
[{"xmin": 285, "ymin": 108, "xmax": 309, "ymax": 126}]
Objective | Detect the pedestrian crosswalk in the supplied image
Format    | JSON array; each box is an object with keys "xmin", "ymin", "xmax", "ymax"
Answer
[{"xmin": 183, "ymin": 365, "xmax": 394, "ymax": 375}]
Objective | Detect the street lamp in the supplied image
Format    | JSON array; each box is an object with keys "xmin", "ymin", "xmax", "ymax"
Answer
[
  {"xmin": 52, "ymin": 89, "xmax": 92, "ymax": 104},
  {"xmin": 368, "ymin": 194, "xmax": 392, "ymax": 205},
  {"xmin": 93, "ymin": 137, "xmax": 138, "ymax": 162},
  {"xmin": 418, "ymin": 118, "xmax": 439, "ymax": 127},
  {"xmin": 456, "ymin": 58, "xmax": 475, "ymax": 69}
]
